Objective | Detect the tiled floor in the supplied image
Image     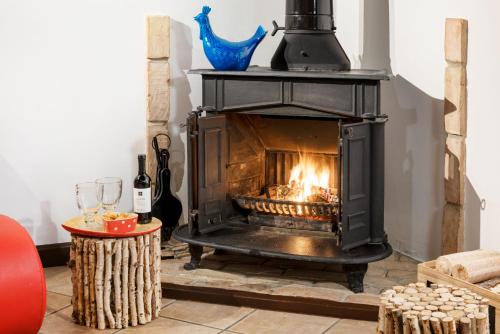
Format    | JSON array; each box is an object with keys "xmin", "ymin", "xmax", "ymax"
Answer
[{"xmin": 41, "ymin": 265, "xmax": 379, "ymax": 333}]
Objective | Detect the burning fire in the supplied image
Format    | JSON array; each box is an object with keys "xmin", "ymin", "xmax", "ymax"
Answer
[{"xmin": 287, "ymin": 154, "xmax": 331, "ymax": 202}]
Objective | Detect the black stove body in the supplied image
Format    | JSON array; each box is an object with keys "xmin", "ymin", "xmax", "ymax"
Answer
[{"xmin": 174, "ymin": 68, "xmax": 392, "ymax": 293}]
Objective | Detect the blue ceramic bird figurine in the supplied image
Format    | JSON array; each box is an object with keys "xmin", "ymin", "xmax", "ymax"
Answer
[{"xmin": 194, "ymin": 6, "xmax": 267, "ymax": 71}]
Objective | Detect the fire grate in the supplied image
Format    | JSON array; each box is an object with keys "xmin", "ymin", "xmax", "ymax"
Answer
[{"xmin": 234, "ymin": 186, "xmax": 338, "ymax": 219}]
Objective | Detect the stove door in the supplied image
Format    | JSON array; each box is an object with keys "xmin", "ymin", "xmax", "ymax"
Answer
[
  {"xmin": 195, "ymin": 114, "xmax": 228, "ymax": 234},
  {"xmin": 340, "ymin": 122, "xmax": 372, "ymax": 250}
]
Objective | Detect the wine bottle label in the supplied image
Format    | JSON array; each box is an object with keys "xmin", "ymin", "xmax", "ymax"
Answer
[{"xmin": 133, "ymin": 188, "xmax": 151, "ymax": 213}]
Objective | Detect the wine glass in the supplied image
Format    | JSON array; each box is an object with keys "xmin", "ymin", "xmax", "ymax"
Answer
[
  {"xmin": 76, "ymin": 182, "xmax": 101, "ymax": 225},
  {"xmin": 96, "ymin": 177, "xmax": 123, "ymax": 213}
]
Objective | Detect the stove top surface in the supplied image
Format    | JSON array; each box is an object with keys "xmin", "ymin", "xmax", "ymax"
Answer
[{"xmin": 189, "ymin": 66, "xmax": 391, "ymax": 81}]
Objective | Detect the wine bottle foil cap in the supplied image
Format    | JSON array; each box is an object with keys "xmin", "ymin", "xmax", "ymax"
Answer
[{"xmin": 138, "ymin": 154, "xmax": 146, "ymax": 159}]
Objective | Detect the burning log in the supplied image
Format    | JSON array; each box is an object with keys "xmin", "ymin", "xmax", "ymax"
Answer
[{"xmin": 276, "ymin": 184, "xmax": 338, "ymax": 204}]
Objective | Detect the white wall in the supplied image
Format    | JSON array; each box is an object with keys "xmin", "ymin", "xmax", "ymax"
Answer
[
  {"xmin": 2, "ymin": 0, "xmax": 499, "ymax": 259},
  {"xmin": 420, "ymin": 1, "xmax": 499, "ymax": 255},
  {"xmin": 387, "ymin": 0, "xmax": 500, "ymax": 258},
  {"xmin": 0, "ymin": 0, "xmax": 284, "ymax": 245},
  {"xmin": 334, "ymin": 0, "xmax": 500, "ymax": 260}
]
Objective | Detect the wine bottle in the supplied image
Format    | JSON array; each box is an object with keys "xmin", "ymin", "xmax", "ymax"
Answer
[{"xmin": 133, "ymin": 154, "xmax": 152, "ymax": 224}]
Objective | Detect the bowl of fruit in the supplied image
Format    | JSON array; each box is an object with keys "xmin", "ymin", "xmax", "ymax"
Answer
[{"xmin": 102, "ymin": 212, "xmax": 138, "ymax": 234}]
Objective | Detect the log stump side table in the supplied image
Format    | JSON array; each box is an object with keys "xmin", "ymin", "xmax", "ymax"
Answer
[{"xmin": 62, "ymin": 217, "xmax": 162, "ymax": 330}]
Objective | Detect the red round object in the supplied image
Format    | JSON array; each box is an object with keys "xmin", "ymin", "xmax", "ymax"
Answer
[
  {"xmin": 0, "ymin": 215, "xmax": 46, "ymax": 334},
  {"xmin": 103, "ymin": 213, "xmax": 138, "ymax": 234}
]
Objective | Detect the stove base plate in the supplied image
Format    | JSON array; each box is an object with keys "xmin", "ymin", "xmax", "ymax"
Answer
[{"xmin": 173, "ymin": 221, "xmax": 392, "ymax": 292}]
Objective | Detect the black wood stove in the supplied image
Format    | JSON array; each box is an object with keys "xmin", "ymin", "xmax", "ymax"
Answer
[{"xmin": 173, "ymin": 0, "xmax": 392, "ymax": 293}]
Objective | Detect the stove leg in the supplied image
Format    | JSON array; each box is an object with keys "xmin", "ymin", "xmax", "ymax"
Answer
[
  {"xmin": 183, "ymin": 244, "xmax": 203, "ymax": 271},
  {"xmin": 344, "ymin": 263, "xmax": 368, "ymax": 293}
]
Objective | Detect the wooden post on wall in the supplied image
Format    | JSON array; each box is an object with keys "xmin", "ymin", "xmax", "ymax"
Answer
[
  {"xmin": 442, "ymin": 18, "xmax": 468, "ymax": 254},
  {"xmin": 146, "ymin": 16, "xmax": 171, "ymax": 180}
]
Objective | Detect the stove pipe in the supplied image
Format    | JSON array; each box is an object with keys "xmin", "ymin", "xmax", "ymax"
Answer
[{"xmin": 271, "ymin": 0, "xmax": 351, "ymax": 71}]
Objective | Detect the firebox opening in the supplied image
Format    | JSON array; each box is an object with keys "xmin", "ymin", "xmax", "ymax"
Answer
[{"xmin": 224, "ymin": 113, "xmax": 340, "ymax": 232}]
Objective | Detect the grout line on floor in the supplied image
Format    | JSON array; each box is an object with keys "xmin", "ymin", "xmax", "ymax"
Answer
[
  {"xmin": 45, "ymin": 307, "xmax": 67, "ymax": 317},
  {"xmin": 321, "ymin": 317, "xmax": 341, "ymax": 334},
  {"xmin": 45, "ymin": 288, "xmax": 72, "ymax": 297},
  {"xmin": 44, "ymin": 293, "xmax": 73, "ymax": 316},
  {"xmin": 223, "ymin": 308, "xmax": 257, "ymax": 332},
  {"xmin": 160, "ymin": 299, "xmax": 177, "ymax": 309},
  {"xmin": 46, "ymin": 290, "xmax": 72, "ymax": 298},
  {"xmin": 44, "ymin": 305, "xmax": 72, "ymax": 319},
  {"xmin": 158, "ymin": 315, "xmax": 226, "ymax": 331}
]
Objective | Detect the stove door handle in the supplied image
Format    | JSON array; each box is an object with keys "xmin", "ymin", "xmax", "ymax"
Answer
[{"xmin": 271, "ymin": 20, "xmax": 285, "ymax": 37}]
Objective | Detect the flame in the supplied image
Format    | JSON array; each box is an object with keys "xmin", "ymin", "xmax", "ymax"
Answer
[{"xmin": 288, "ymin": 153, "xmax": 331, "ymax": 202}]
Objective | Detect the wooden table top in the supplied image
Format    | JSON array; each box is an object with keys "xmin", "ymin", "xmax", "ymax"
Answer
[{"xmin": 62, "ymin": 216, "xmax": 162, "ymax": 238}]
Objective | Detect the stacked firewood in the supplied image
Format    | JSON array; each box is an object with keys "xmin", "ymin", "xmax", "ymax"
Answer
[
  {"xmin": 378, "ymin": 282, "xmax": 490, "ymax": 334},
  {"xmin": 436, "ymin": 250, "xmax": 500, "ymax": 284},
  {"xmin": 69, "ymin": 230, "xmax": 162, "ymax": 329}
]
